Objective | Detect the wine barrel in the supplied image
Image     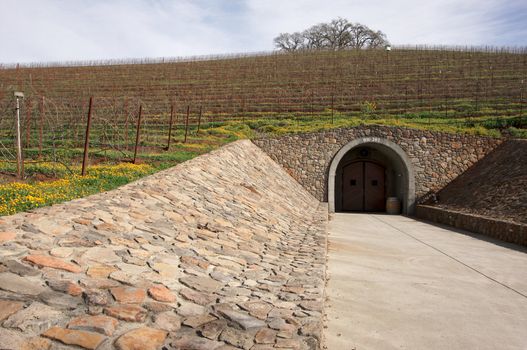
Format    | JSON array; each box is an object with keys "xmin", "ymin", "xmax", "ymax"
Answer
[{"xmin": 386, "ymin": 197, "xmax": 401, "ymax": 215}]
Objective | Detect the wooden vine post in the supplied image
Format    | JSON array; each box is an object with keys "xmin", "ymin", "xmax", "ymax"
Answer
[
  {"xmin": 25, "ymin": 98, "xmax": 32, "ymax": 148},
  {"xmin": 166, "ymin": 104, "xmax": 175, "ymax": 150},
  {"xmin": 331, "ymin": 94, "xmax": 335, "ymax": 124},
  {"xmin": 133, "ymin": 104, "xmax": 143, "ymax": 164},
  {"xmin": 81, "ymin": 97, "xmax": 94, "ymax": 176},
  {"xmin": 38, "ymin": 96, "xmax": 44, "ymax": 158},
  {"xmin": 521, "ymin": 79, "xmax": 524, "ymax": 128},
  {"xmin": 123, "ymin": 99, "xmax": 129, "ymax": 150},
  {"xmin": 14, "ymin": 92, "xmax": 24, "ymax": 179},
  {"xmin": 184, "ymin": 105, "xmax": 190, "ymax": 143},
  {"xmin": 197, "ymin": 105, "xmax": 202, "ymax": 134}
]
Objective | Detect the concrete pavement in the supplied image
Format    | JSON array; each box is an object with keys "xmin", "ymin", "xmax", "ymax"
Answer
[{"xmin": 324, "ymin": 213, "xmax": 527, "ymax": 350}]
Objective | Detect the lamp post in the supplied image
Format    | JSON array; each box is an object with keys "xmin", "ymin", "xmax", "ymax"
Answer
[
  {"xmin": 384, "ymin": 45, "xmax": 391, "ymax": 62},
  {"xmin": 14, "ymin": 92, "xmax": 24, "ymax": 179},
  {"xmin": 385, "ymin": 45, "xmax": 391, "ymax": 115}
]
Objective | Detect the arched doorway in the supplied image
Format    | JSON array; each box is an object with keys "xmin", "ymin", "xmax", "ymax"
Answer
[{"xmin": 328, "ymin": 137, "xmax": 415, "ymax": 214}]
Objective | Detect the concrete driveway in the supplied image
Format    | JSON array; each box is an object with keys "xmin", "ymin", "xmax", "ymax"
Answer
[{"xmin": 324, "ymin": 213, "xmax": 527, "ymax": 350}]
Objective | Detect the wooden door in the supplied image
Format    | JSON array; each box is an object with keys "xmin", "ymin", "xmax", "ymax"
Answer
[
  {"xmin": 342, "ymin": 162, "xmax": 363, "ymax": 211},
  {"xmin": 342, "ymin": 161, "xmax": 385, "ymax": 211},
  {"xmin": 364, "ymin": 162, "xmax": 386, "ymax": 211}
]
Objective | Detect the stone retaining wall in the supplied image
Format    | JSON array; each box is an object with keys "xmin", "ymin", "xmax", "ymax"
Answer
[
  {"xmin": 0, "ymin": 140, "xmax": 327, "ymax": 350},
  {"xmin": 253, "ymin": 126, "xmax": 501, "ymax": 203},
  {"xmin": 415, "ymin": 139, "xmax": 527, "ymax": 246},
  {"xmin": 429, "ymin": 139, "xmax": 527, "ymax": 225},
  {"xmin": 416, "ymin": 205, "xmax": 527, "ymax": 247}
]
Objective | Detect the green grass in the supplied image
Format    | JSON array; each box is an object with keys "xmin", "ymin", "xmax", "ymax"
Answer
[{"xmin": 207, "ymin": 112, "xmax": 521, "ymax": 138}]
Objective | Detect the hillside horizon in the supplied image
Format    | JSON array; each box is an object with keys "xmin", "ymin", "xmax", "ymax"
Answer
[{"xmin": 1, "ymin": 44, "xmax": 526, "ymax": 69}]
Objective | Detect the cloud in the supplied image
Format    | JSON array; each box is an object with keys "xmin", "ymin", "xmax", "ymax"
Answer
[
  {"xmin": 0, "ymin": 0, "xmax": 244, "ymax": 63},
  {"xmin": 244, "ymin": 0, "xmax": 527, "ymax": 46},
  {"xmin": 0, "ymin": 0, "xmax": 525, "ymax": 64}
]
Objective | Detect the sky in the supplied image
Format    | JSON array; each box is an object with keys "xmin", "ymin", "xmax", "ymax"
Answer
[{"xmin": 0, "ymin": 0, "xmax": 526, "ymax": 64}]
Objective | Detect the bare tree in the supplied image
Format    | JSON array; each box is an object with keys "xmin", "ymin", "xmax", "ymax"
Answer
[
  {"xmin": 273, "ymin": 32, "xmax": 305, "ymax": 52},
  {"xmin": 349, "ymin": 24, "xmax": 388, "ymax": 49},
  {"xmin": 273, "ymin": 18, "xmax": 389, "ymax": 51},
  {"xmin": 323, "ymin": 18, "xmax": 353, "ymax": 50},
  {"xmin": 302, "ymin": 24, "xmax": 328, "ymax": 49},
  {"xmin": 367, "ymin": 30, "xmax": 389, "ymax": 49}
]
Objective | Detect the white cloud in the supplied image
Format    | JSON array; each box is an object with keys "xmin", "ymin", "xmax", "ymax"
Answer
[
  {"xmin": 0, "ymin": 0, "xmax": 241, "ymax": 63},
  {"xmin": 0, "ymin": 0, "xmax": 524, "ymax": 64},
  {"xmin": 244, "ymin": 0, "xmax": 516, "ymax": 46}
]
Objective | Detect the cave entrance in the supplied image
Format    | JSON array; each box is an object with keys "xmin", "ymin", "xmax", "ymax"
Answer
[{"xmin": 328, "ymin": 138, "xmax": 416, "ymax": 215}]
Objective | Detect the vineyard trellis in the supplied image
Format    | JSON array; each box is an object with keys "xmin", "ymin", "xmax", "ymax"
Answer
[{"xmin": 0, "ymin": 46, "xmax": 526, "ymax": 177}]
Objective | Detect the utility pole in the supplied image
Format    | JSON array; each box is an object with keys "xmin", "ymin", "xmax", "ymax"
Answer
[{"xmin": 14, "ymin": 92, "xmax": 24, "ymax": 179}]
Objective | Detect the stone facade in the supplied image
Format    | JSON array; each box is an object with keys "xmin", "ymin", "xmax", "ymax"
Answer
[{"xmin": 253, "ymin": 126, "xmax": 502, "ymax": 204}]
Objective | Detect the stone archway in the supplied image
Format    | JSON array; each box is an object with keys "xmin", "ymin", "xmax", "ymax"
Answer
[{"xmin": 328, "ymin": 137, "xmax": 415, "ymax": 214}]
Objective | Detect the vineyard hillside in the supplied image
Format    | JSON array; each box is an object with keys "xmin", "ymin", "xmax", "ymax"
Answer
[{"xmin": 1, "ymin": 47, "xmax": 526, "ymax": 122}]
